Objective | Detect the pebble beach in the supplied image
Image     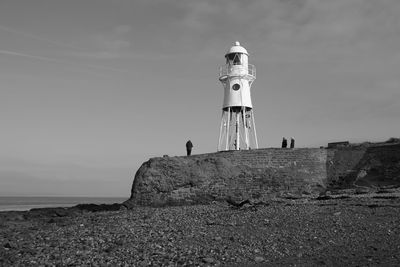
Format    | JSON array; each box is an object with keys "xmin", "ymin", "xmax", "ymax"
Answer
[{"xmin": 1, "ymin": 194, "xmax": 400, "ymax": 266}]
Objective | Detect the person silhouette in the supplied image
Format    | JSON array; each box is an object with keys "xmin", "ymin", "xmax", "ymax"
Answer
[
  {"xmin": 290, "ymin": 138, "xmax": 295, "ymax": 148},
  {"xmin": 281, "ymin": 137, "xmax": 287, "ymax": 148},
  {"xmin": 186, "ymin": 140, "xmax": 193, "ymax": 156}
]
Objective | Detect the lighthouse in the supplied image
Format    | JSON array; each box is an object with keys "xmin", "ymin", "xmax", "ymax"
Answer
[{"xmin": 217, "ymin": 41, "xmax": 258, "ymax": 151}]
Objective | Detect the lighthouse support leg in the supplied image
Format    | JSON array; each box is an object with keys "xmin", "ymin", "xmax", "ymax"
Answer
[
  {"xmin": 251, "ymin": 109, "xmax": 259, "ymax": 149},
  {"xmin": 225, "ymin": 108, "xmax": 231, "ymax": 150},
  {"xmin": 235, "ymin": 111, "xmax": 240, "ymax": 150},
  {"xmin": 242, "ymin": 107, "xmax": 249, "ymax": 149},
  {"xmin": 217, "ymin": 110, "xmax": 225, "ymax": 151}
]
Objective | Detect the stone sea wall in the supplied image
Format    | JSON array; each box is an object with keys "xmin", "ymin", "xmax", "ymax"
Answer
[{"xmin": 125, "ymin": 143, "xmax": 400, "ymax": 207}]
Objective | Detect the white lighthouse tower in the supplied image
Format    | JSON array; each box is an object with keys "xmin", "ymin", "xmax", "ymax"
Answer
[{"xmin": 218, "ymin": 41, "xmax": 258, "ymax": 151}]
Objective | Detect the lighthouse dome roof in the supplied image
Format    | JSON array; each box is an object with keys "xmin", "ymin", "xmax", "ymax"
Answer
[{"xmin": 225, "ymin": 41, "xmax": 248, "ymax": 56}]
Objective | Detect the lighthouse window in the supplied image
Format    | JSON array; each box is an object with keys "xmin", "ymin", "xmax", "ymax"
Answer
[
  {"xmin": 232, "ymin": 83, "xmax": 240, "ymax": 91},
  {"xmin": 233, "ymin": 54, "xmax": 241, "ymax": 65},
  {"xmin": 226, "ymin": 53, "xmax": 242, "ymax": 65}
]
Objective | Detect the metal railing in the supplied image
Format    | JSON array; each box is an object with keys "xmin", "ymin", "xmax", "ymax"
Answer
[{"xmin": 219, "ymin": 64, "xmax": 256, "ymax": 80}]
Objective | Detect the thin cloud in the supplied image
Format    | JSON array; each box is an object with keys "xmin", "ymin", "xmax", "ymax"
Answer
[
  {"xmin": 74, "ymin": 25, "xmax": 133, "ymax": 59},
  {"xmin": 0, "ymin": 24, "xmax": 133, "ymax": 61},
  {"xmin": 0, "ymin": 49, "xmax": 64, "ymax": 62},
  {"xmin": 0, "ymin": 25, "xmax": 86, "ymax": 51},
  {"xmin": 0, "ymin": 49, "xmax": 129, "ymax": 74}
]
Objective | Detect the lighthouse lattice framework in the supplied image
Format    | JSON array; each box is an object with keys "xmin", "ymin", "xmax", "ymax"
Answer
[{"xmin": 218, "ymin": 41, "xmax": 258, "ymax": 151}]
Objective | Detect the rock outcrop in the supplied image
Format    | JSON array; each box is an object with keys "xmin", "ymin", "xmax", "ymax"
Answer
[
  {"xmin": 328, "ymin": 143, "xmax": 400, "ymax": 189},
  {"xmin": 124, "ymin": 148, "xmax": 328, "ymax": 207},
  {"xmin": 124, "ymin": 143, "xmax": 400, "ymax": 207}
]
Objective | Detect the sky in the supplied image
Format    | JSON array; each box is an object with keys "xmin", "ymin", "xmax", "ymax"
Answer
[{"xmin": 0, "ymin": 0, "xmax": 399, "ymax": 197}]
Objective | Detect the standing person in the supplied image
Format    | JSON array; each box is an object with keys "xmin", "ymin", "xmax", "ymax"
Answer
[
  {"xmin": 290, "ymin": 138, "xmax": 295, "ymax": 148},
  {"xmin": 186, "ymin": 140, "xmax": 193, "ymax": 156},
  {"xmin": 281, "ymin": 137, "xmax": 287, "ymax": 148}
]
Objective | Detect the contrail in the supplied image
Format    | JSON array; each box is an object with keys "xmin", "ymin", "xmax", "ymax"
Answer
[
  {"xmin": 0, "ymin": 49, "xmax": 63, "ymax": 62},
  {"xmin": 0, "ymin": 25, "xmax": 86, "ymax": 51},
  {"xmin": 0, "ymin": 25, "xmax": 130, "ymax": 73},
  {"xmin": 0, "ymin": 49, "xmax": 129, "ymax": 73}
]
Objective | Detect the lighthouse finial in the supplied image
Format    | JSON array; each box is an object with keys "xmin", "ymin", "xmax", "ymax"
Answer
[{"xmin": 235, "ymin": 41, "xmax": 240, "ymax": 46}]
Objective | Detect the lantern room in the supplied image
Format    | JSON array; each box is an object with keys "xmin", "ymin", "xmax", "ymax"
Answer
[{"xmin": 225, "ymin": 41, "xmax": 249, "ymax": 67}]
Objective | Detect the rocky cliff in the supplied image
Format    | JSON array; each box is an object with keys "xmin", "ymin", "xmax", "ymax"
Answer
[
  {"xmin": 328, "ymin": 143, "xmax": 400, "ymax": 189},
  {"xmin": 124, "ymin": 143, "xmax": 400, "ymax": 207}
]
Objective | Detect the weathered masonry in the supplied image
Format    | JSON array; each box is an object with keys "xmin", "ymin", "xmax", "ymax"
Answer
[{"xmin": 125, "ymin": 143, "xmax": 400, "ymax": 207}]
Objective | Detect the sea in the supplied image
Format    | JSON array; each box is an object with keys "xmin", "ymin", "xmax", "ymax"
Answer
[{"xmin": 0, "ymin": 196, "xmax": 127, "ymax": 212}]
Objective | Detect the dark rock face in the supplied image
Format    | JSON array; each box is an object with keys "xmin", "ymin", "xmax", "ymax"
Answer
[{"xmin": 327, "ymin": 144, "xmax": 400, "ymax": 189}]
